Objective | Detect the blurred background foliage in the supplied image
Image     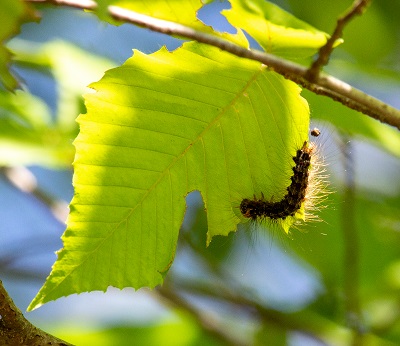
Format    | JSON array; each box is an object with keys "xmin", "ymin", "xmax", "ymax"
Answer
[{"xmin": 0, "ymin": 0, "xmax": 400, "ymax": 345}]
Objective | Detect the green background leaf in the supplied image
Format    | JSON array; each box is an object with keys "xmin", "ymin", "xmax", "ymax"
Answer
[
  {"xmin": 53, "ymin": 318, "xmax": 223, "ymax": 346},
  {"xmin": 0, "ymin": 89, "xmax": 74, "ymax": 167},
  {"xmin": 0, "ymin": 40, "xmax": 114, "ymax": 167},
  {"xmin": 0, "ymin": 0, "xmax": 35, "ymax": 90},
  {"xmin": 285, "ymin": 0, "xmax": 399, "ymax": 67},
  {"xmin": 28, "ymin": 41, "xmax": 310, "ymax": 310},
  {"xmin": 222, "ymin": 0, "xmax": 333, "ymax": 59}
]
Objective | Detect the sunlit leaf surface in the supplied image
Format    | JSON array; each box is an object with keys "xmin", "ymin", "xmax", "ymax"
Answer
[{"xmin": 29, "ymin": 41, "xmax": 309, "ymax": 310}]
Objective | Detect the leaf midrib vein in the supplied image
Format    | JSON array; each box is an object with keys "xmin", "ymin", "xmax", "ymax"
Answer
[{"xmin": 48, "ymin": 64, "xmax": 265, "ymax": 297}]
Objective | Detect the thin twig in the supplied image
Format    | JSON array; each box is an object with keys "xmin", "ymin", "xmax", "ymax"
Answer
[
  {"xmin": 156, "ymin": 284, "xmax": 247, "ymax": 346},
  {"xmin": 25, "ymin": 0, "xmax": 400, "ymax": 130},
  {"xmin": 170, "ymin": 275, "xmax": 394, "ymax": 345},
  {"xmin": 176, "ymin": 232, "xmax": 331, "ymax": 344},
  {"xmin": 107, "ymin": 6, "xmax": 400, "ymax": 131},
  {"xmin": 306, "ymin": 0, "xmax": 371, "ymax": 81},
  {"xmin": 166, "ymin": 276, "xmax": 347, "ymax": 345}
]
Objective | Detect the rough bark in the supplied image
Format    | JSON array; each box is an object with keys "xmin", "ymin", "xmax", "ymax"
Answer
[{"xmin": 0, "ymin": 280, "xmax": 73, "ymax": 346}]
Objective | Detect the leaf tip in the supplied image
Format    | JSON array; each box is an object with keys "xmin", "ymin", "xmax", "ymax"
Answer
[{"xmin": 26, "ymin": 294, "xmax": 44, "ymax": 312}]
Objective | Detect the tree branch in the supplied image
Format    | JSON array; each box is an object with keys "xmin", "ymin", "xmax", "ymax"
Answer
[
  {"xmin": 26, "ymin": 0, "xmax": 400, "ymax": 130},
  {"xmin": 0, "ymin": 280, "xmax": 73, "ymax": 345},
  {"xmin": 306, "ymin": 0, "xmax": 371, "ymax": 81}
]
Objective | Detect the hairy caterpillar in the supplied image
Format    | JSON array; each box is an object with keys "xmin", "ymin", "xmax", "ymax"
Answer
[{"xmin": 240, "ymin": 128, "xmax": 324, "ymax": 224}]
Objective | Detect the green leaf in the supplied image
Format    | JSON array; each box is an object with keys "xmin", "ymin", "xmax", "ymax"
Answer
[
  {"xmin": 10, "ymin": 39, "xmax": 115, "ymax": 132},
  {"xmin": 0, "ymin": 0, "xmax": 36, "ymax": 90},
  {"xmin": 28, "ymin": 41, "xmax": 309, "ymax": 310},
  {"xmin": 0, "ymin": 90, "xmax": 74, "ymax": 167},
  {"xmin": 100, "ymin": 0, "xmax": 204, "ymax": 28},
  {"xmin": 1, "ymin": 40, "xmax": 114, "ymax": 167},
  {"xmin": 95, "ymin": 0, "xmax": 248, "ymax": 47},
  {"xmin": 222, "ymin": 0, "xmax": 338, "ymax": 59}
]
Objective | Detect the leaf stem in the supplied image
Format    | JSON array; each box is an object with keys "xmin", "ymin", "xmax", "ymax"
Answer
[{"xmin": 25, "ymin": 0, "xmax": 400, "ymax": 130}]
